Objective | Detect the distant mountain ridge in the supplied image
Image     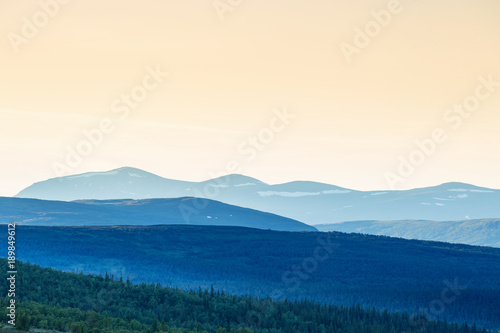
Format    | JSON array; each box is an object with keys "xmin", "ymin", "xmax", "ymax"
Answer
[
  {"xmin": 15, "ymin": 167, "xmax": 500, "ymax": 224},
  {"xmin": 315, "ymin": 218, "xmax": 500, "ymax": 248},
  {"xmin": 0, "ymin": 196, "xmax": 316, "ymax": 231}
]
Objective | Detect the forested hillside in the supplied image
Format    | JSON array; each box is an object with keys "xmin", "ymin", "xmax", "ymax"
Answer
[
  {"xmin": 0, "ymin": 259, "xmax": 492, "ymax": 333},
  {"xmin": 4, "ymin": 225, "xmax": 500, "ymax": 329}
]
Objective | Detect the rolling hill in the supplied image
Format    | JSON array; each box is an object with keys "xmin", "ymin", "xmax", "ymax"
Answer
[
  {"xmin": 4, "ymin": 224, "xmax": 500, "ymax": 330},
  {"xmin": 0, "ymin": 258, "xmax": 484, "ymax": 333},
  {"xmin": 0, "ymin": 196, "xmax": 316, "ymax": 231}
]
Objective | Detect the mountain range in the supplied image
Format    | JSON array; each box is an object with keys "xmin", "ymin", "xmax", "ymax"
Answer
[
  {"xmin": 4, "ymin": 168, "xmax": 500, "ymax": 329},
  {"xmin": 15, "ymin": 167, "xmax": 500, "ymax": 224}
]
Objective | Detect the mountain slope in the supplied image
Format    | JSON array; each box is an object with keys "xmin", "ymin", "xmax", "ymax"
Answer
[
  {"xmin": 315, "ymin": 218, "xmax": 500, "ymax": 248},
  {"xmin": 15, "ymin": 167, "xmax": 500, "ymax": 224},
  {"xmin": 1, "ymin": 259, "xmax": 481, "ymax": 333},
  {"xmin": 0, "ymin": 196, "xmax": 316, "ymax": 231},
  {"xmin": 3, "ymin": 225, "xmax": 500, "ymax": 329}
]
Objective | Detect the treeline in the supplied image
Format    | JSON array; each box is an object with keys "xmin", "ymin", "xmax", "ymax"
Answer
[{"xmin": 0, "ymin": 259, "xmax": 492, "ymax": 333}]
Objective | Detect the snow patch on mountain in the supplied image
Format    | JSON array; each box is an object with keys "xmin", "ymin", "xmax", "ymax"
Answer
[
  {"xmin": 67, "ymin": 171, "xmax": 119, "ymax": 179},
  {"xmin": 322, "ymin": 190, "xmax": 352, "ymax": 194},
  {"xmin": 258, "ymin": 191, "xmax": 321, "ymax": 197},
  {"xmin": 331, "ymin": 205, "xmax": 353, "ymax": 211},
  {"xmin": 434, "ymin": 197, "xmax": 454, "ymax": 201},
  {"xmin": 448, "ymin": 188, "xmax": 494, "ymax": 193},
  {"xmin": 127, "ymin": 172, "xmax": 144, "ymax": 178}
]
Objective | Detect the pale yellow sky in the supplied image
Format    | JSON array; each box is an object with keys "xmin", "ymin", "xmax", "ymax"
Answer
[{"xmin": 1, "ymin": 0, "xmax": 499, "ymax": 196}]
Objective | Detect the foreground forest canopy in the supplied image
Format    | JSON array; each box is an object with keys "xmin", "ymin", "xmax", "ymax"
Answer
[
  {"xmin": 4, "ymin": 225, "xmax": 500, "ymax": 329},
  {"xmin": 0, "ymin": 259, "xmax": 493, "ymax": 333}
]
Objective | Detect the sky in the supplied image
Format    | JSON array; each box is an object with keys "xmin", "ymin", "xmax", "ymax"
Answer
[{"xmin": 1, "ymin": 0, "xmax": 499, "ymax": 196}]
